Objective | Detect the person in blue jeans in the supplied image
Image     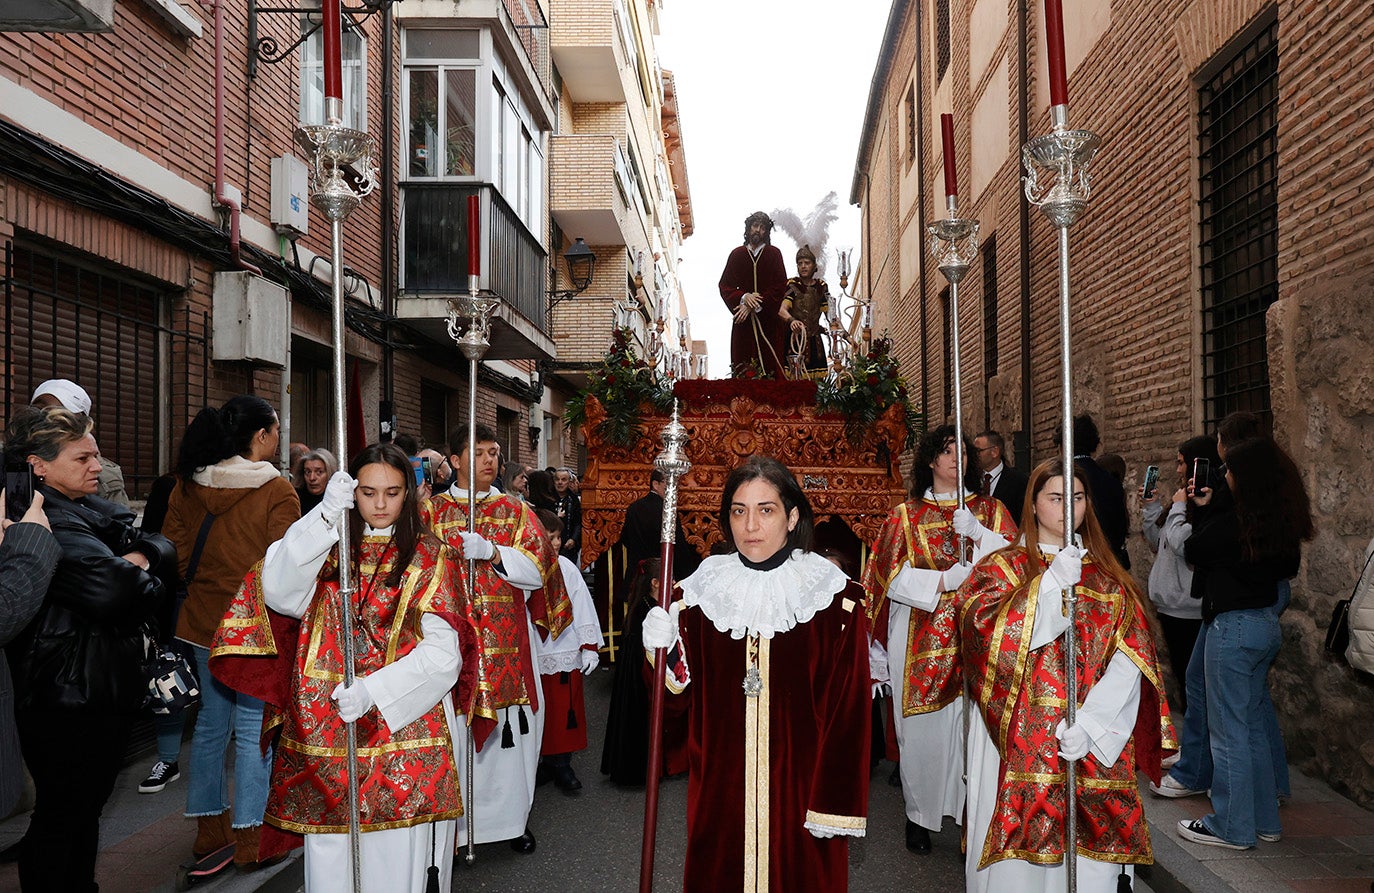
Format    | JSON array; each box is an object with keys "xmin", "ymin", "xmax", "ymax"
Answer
[{"xmin": 1172, "ymin": 437, "xmax": 1313, "ymax": 850}]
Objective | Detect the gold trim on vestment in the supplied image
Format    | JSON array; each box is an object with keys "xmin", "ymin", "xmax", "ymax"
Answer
[
  {"xmin": 742, "ymin": 634, "xmax": 771, "ymax": 893},
  {"xmin": 267, "ymin": 809, "xmax": 464, "ymax": 835},
  {"xmin": 804, "ymin": 810, "xmax": 867, "ymax": 831},
  {"xmin": 279, "ymin": 734, "xmax": 455, "ymax": 758}
]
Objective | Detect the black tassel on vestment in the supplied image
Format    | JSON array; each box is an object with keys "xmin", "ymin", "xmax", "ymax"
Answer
[
  {"xmin": 501, "ymin": 709, "xmax": 514, "ymax": 749},
  {"xmin": 1117, "ymin": 867, "xmax": 1132, "ymax": 892},
  {"xmin": 517, "ymin": 706, "xmax": 530, "ymax": 735}
]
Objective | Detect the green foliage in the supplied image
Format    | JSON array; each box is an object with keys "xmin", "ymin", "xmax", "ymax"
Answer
[
  {"xmin": 816, "ymin": 338, "xmax": 924, "ymax": 447},
  {"xmin": 565, "ymin": 329, "xmax": 674, "ymax": 448}
]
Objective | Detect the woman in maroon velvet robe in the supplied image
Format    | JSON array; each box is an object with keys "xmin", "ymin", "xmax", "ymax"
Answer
[{"xmin": 644, "ymin": 457, "xmax": 871, "ymax": 892}]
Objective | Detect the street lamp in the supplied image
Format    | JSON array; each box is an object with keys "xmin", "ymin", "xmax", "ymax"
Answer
[{"xmin": 549, "ymin": 237, "xmax": 597, "ymax": 311}]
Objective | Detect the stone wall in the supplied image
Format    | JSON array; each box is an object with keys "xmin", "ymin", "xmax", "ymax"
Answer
[{"xmin": 1268, "ymin": 272, "xmax": 1374, "ymax": 806}]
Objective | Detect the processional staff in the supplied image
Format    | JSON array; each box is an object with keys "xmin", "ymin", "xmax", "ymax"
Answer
[
  {"xmin": 639, "ymin": 404, "xmax": 691, "ymax": 893},
  {"xmin": 446, "ymin": 194, "xmax": 502, "ymax": 866},
  {"xmin": 293, "ymin": 0, "xmax": 377, "ymax": 888},
  {"xmin": 927, "ymin": 112, "xmax": 981, "ymax": 559},
  {"xmin": 1021, "ymin": 1, "xmax": 1101, "ymax": 890}
]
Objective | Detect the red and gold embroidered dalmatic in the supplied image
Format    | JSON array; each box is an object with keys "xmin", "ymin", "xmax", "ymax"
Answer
[
  {"xmin": 212, "ymin": 536, "xmax": 477, "ymax": 836},
  {"xmin": 958, "ymin": 548, "xmax": 1176, "ymax": 869},
  {"xmin": 422, "ymin": 491, "xmax": 572, "ymax": 749},
  {"xmin": 862, "ymin": 494, "xmax": 1018, "ymax": 715}
]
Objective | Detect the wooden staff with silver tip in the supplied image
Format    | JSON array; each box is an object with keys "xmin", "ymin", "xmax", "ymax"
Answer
[
  {"xmin": 640, "ymin": 402, "xmax": 690, "ymax": 893},
  {"xmin": 1023, "ymin": 99, "xmax": 1101, "ymax": 893}
]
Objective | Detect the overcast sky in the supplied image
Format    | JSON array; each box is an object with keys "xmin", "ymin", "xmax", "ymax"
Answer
[{"xmin": 655, "ymin": 2, "xmax": 890, "ymax": 376}]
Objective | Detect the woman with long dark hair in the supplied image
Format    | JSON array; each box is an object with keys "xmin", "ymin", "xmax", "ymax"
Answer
[
  {"xmin": 525, "ymin": 469, "xmax": 558, "ymax": 512},
  {"xmin": 4, "ymin": 405, "xmax": 176, "ymax": 891},
  {"xmin": 958, "ymin": 459, "xmax": 1174, "ymax": 892},
  {"xmin": 211, "ymin": 442, "xmax": 475, "ymax": 891},
  {"xmin": 861, "ymin": 424, "xmax": 1017, "ymax": 854},
  {"xmin": 1176, "ymin": 437, "xmax": 1313, "ymax": 850},
  {"xmin": 163, "ymin": 395, "xmax": 300, "ymax": 868},
  {"xmin": 641, "ymin": 456, "xmax": 872, "ymax": 892}
]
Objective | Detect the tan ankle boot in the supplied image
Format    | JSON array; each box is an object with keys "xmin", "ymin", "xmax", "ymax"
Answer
[
  {"xmin": 232, "ymin": 825, "xmax": 261, "ymax": 868},
  {"xmin": 192, "ymin": 812, "xmax": 232, "ymax": 858}
]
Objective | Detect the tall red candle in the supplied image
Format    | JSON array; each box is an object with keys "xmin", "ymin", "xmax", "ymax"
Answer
[
  {"xmin": 467, "ymin": 194, "xmax": 481, "ymax": 277},
  {"xmin": 940, "ymin": 113, "xmax": 958, "ymax": 197},
  {"xmin": 322, "ymin": 0, "xmax": 342, "ymax": 101},
  {"xmin": 1044, "ymin": 0, "xmax": 1069, "ymax": 107}
]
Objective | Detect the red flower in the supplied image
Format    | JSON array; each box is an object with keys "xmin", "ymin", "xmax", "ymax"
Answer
[
  {"xmin": 606, "ymin": 374, "xmax": 618, "ymax": 385},
  {"xmin": 866, "ymin": 374, "xmax": 880, "ymax": 386}
]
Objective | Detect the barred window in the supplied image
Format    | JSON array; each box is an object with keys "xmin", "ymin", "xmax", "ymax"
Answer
[
  {"xmin": 936, "ymin": 0, "xmax": 951, "ymax": 83},
  {"xmin": 905, "ymin": 83, "xmax": 917, "ymax": 168},
  {"xmin": 1198, "ymin": 21, "xmax": 1278, "ymax": 428}
]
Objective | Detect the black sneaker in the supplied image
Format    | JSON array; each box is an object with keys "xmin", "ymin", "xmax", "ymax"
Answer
[
  {"xmin": 1176, "ymin": 818, "xmax": 1251, "ymax": 850},
  {"xmin": 138, "ymin": 760, "xmax": 180, "ymax": 794}
]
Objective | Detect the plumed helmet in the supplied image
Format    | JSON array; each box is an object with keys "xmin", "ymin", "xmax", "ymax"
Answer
[{"xmin": 796, "ymin": 244, "xmax": 816, "ymax": 263}]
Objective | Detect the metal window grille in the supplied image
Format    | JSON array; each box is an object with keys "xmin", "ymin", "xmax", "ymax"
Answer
[
  {"xmin": 936, "ymin": 0, "xmax": 951, "ymax": 83},
  {"xmin": 1198, "ymin": 21, "xmax": 1278, "ymax": 429},
  {"xmin": 2, "ymin": 240, "xmax": 208, "ymax": 499},
  {"xmin": 981, "ymin": 234, "xmax": 998, "ymax": 428}
]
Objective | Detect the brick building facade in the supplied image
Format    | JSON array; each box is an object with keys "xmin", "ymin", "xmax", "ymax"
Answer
[
  {"xmin": 853, "ymin": 0, "xmax": 1374, "ymax": 804},
  {"xmin": 1, "ymin": 0, "xmax": 694, "ymax": 494}
]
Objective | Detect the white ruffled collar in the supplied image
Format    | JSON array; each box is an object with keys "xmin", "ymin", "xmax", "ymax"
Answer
[{"xmin": 678, "ymin": 550, "xmax": 848, "ymax": 640}]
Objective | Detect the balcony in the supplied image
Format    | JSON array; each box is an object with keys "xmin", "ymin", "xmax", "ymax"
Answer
[
  {"xmin": 398, "ymin": 183, "xmax": 555, "ymax": 360},
  {"xmin": 548, "ymin": 134, "xmax": 631, "ymax": 247},
  {"xmin": 548, "ymin": 0, "xmax": 626, "ymax": 102}
]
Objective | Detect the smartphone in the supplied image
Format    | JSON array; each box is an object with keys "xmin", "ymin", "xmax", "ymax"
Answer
[
  {"xmin": 410, "ymin": 455, "xmax": 424, "ymax": 487},
  {"xmin": 421, "ymin": 456, "xmax": 433, "ymax": 486},
  {"xmin": 3, "ymin": 464, "xmax": 35, "ymax": 523},
  {"xmin": 1192, "ymin": 458, "xmax": 1210, "ymax": 493},
  {"xmin": 1142, "ymin": 464, "xmax": 1160, "ymax": 499}
]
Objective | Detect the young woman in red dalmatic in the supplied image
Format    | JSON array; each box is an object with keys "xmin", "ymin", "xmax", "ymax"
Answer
[
  {"xmin": 211, "ymin": 443, "xmax": 478, "ymax": 892},
  {"xmin": 957, "ymin": 459, "xmax": 1176, "ymax": 893},
  {"xmin": 643, "ymin": 456, "xmax": 871, "ymax": 893}
]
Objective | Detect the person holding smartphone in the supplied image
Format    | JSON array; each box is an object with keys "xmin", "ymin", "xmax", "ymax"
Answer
[{"xmin": 1141, "ymin": 436, "xmax": 1219, "ymax": 713}]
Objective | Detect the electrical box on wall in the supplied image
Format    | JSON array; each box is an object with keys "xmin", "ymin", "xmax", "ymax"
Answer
[
  {"xmin": 270, "ymin": 154, "xmax": 310, "ymax": 237},
  {"xmin": 212, "ymin": 272, "xmax": 288, "ymax": 367}
]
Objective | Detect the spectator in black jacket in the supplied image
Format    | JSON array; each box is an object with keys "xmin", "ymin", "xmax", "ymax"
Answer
[
  {"xmin": 4, "ymin": 405, "xmax": 175, "ymax": 891},
  {"xmin": 1173, "ymin": 437, "xmax": 1313, "ymax": 851},
  {"xmin": 554, "ymin": 468, "xmax": 583, "ymax": 563}
]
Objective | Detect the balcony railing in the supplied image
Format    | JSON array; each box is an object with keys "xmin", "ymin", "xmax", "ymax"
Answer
[{"xmin": 402, "ymin": 183, "xmax": 548, "ymax": 333}]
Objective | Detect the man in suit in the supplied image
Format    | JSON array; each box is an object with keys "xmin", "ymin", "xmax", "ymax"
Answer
[
  {"xmin": 1054, "ymin": 414, "xmax": 1131, "ymax": 570},
  {"xmin": 973, "ymin": 430, "xmax": 1028, "ymax": 523}
]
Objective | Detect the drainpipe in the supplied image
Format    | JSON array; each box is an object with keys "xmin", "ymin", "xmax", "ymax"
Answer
[
  {"xmin": 1016, "ymin": 0, "xmax": 1032, "ymax": 470},
  {"xmin": 914, "ymin": 0, "xmax": 928, "ymax": 419},
  {"xmin": 211, "ymin": 0, "xmax": 261, "ymax": 275}
]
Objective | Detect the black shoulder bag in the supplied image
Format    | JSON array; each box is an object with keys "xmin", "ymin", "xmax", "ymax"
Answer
[{"xmin": 146, "ymin": 511, "xmax": 216, "ymax": 714}]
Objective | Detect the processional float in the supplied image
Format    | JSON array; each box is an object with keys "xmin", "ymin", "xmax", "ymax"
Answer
[
  {"xmin": 1021, "ymin": 1, "xmax": 1101, "ymax": 891},
  {"xmin": 292, "ymin": 0, "xmax": 376, "ymax": 888}
]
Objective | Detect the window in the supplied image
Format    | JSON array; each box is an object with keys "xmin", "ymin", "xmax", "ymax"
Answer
[
  {"xmin": 496, "ymin": 407, "xmax": 519, "ymax": 466},
  {"xmin": 905, "ymin": 83, "xmax": 916, "ymax": 167},
  {"xmin": 936, "ymin": 0, "xmax": 951, "ymax": 83},
  {"xmin": 1198, "ymin": 21, "xmax": 1278, "ymax": 428},
  {"xmin": 981, "ymin": 234, "xmax": 998, "ymax": 428},
  {"xmin": 419, "ymin": 380, "xmax": 449, "ymax": 451},
  {"xmin": 300, "ymin": 23, "xmax": 368, "ymax": 129}
]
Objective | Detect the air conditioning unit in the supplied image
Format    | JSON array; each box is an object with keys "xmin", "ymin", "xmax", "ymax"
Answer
[
  {"xmin": 270, "ymin": 154, "xmax": 310, "ymax": 237},
  {"xmin": 212, "ymin": 272, "xmax": 288, "ymax": 367}
]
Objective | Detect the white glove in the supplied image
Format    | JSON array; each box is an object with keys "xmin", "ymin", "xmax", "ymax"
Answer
[
  {"xmin": 868, "ymin": 639, "xmax": 891, "ymax": 687},
  {"xmin": 952, "ymin": 507, "xmax": 986, "ymax": 541},
  {"xmin": 642, "ymin": 602, "xmax": 681, "ymax": 651},
  {"xmin": 458, "ymin": 531, "xmax": 496, "ymax": 561},
  {"xmin": 941, "ymin": 561, "xmax": 974, "ymax": 592},
  {"xmin": 871, "ymin": 682, "xmax": 892, "ymax": 699},
  {"xmin": 332, "ymin": 678, "xmax": 374, "ymax": 723},
  {"xmin": 580, "ymin": 649, "xmax": 600, "ymax": 675},
  {"xmin": 1055, "ymin": 718, "xmax": 1092, "ymax": 761},
  {"xmin": 320, "ymin": 472, "xmax": 356, "ymax": 526},
  {"xmin": 1045, "ymin": 546, "xmax": 1084, "ymax": 591}
]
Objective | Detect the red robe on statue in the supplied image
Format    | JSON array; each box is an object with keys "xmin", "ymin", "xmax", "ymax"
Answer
[
  {"xmin": 662, "ymin": 552, "xmax": 871, "ymax": 893},
  {"xmin": 718, "ymin": 243, "xmax": 788, "ymax": 378}
]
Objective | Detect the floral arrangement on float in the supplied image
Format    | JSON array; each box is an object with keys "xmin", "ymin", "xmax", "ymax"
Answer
[
  {"xmin": 564, "ymin": 328, "xmax": 674, "ymax": 449},
  {"xmin": 815, "ymin": 337, "xmax": 923, "ymax": 447}
]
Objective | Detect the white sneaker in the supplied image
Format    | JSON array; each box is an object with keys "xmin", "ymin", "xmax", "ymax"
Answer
[
  {"xmin": 1257, "ymin": 830, "xmax": 1282, "ymax": 842},
  {"xmin": 1149, "ymin": 774, "xmax": 1206, "ymax": 798},
  {"xmin": 1161, "ymin": 751, "xmax": 1180, "ymax": 769}
]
